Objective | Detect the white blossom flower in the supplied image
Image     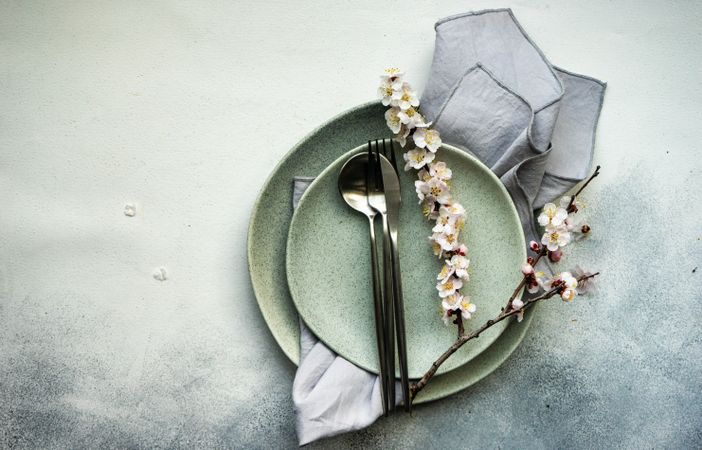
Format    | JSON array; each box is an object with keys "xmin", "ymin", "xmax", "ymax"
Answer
[
  {"xmin": 450, "ymin": 254, "xmax": 470, "ymax": 280},
  {"xmin": 429, "ymin": 178, "xmax": 451, "ymax": 204},
  {"xmin": 564, "ymin": 216, "xmax": 591, "ymax": 241},
  {"xmin": 561, "ymin": 288, "xmax": 576, "ymax": 301},
  {"xmin": 415, "ymin": 171, "xmax": 429, "ymax": 203},
  {"xmin": 564, "ymin": 216, "xmax": 575, "ymax": 231},
  {"xmin": 441, "ymin": 292, "xmax": 462, "ymax": 311},
  {"xmin": 459, "ymin": 296, "xmax": 477, "ymax": 320},
  {"xmin": 378, "ymin": 79, "xmax": 395, "ymax": 106},
  {"xmin": 534, "ymin": 271, "xmax": 548, "ymax": 289},
  {"xmin": 541, "ymin": 271, "xmax": 578, "ymax": 301},
  {"xmin": 575, "ymin": 265, "xmax": 597, "ymax": 295},
  {"xmin": 559, "ymin": 195, "xmax": 573, "ymax": 210},
  {"xmin": 414, "ymin": 168, "xmax": 434, "ymax": 203},
  {"xmin": 444, "ymin": 202, "xmax": 466, "ymax": 217},
  {"xmin": 429, "ymin": 161, "xmax": 452, "ymax": 180},
  {"xmin": 561, "ymin": 271, "xmax": 578, "ymax": 289},
  {"xmin": 437, "ymin": 262, "xmax": 455, "ymax": 284},
  {"xmin": 437, "ymin": 254, "xmax": 470, "ymax": 283},
  {"xmin": 416, "ymin": 177, "xmax": 450, "ymax": 204},
  {"xmin": 538, "ymin": 203, "xmax": 568, "ymax": 228},
  {"xmin": 432, "ymin": 230, "xmax": 459, "ymax": 251},
  {"xmin": 441, "ymin": 293, "xmax": 464, "ymax": 325},
  {"xmin": 417, "ymin": 167, "xmax": 432, "ymax": 182},
  {"xmin": 403, "ymin": 148, "xmax": 435, "ymax": 171},
  {"xmin": 436, "ymin": 276, "xmax": 463, "ymax": 298},
  {"xmin": 415, "ymin": 179, "xmax": 428, "ymax": 203},
  {"xmin": 380, "ymin": 68, "xmax": 404, "ymax": 87},
  {"xmin": 391, "ymin": 82, "xmax": 420, "ymax": 110},
  {"xmin": 431, "ymin": 239, "xmax": 443, "ymax": 257},
  {"xmin": 394, "ymin": 125, "xmax": 411, "ymax": 147},
  {"xmin": 541, "ymin": 224, "xmax": 571, "ymax": 251},
  {"xmin": 384, "ymin": 107, "xmax": 402, "ymax": 134},
  {"xmin": 421, "ymin": 199, "xmax": 439, "ymax": 220},
  {"xmin": 432, "ymin": 206, "xmax": 462, "ymax": 234},
  {"xmin": 564, "ymin": 215, "xmax": 588, "ymax": 233},
  {"xmin": 413, "ymin": 127, "xmax": 442, "ymax": 153},
  {"xmin": 398, "ymin": 107, "xmax": 425, "ymax": 129},
  {"xmin": 527, "ymin": 278, "xmax": 540, "ymax": 294}
]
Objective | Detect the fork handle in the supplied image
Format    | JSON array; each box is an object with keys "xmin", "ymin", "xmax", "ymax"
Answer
[{"xmin": 368, "ymin": 215, "xmax": 389, "ymax": 415}]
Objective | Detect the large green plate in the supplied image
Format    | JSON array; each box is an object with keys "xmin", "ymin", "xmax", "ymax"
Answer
[
  {"xmin": 286, "ymin": 145, "xmax": 524, "ymax": 378},
  {"xmin": 247, "ymin": 101, "xmax": 535, "ymax": 403}
]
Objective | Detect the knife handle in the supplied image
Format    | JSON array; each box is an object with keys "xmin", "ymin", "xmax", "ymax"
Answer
[
  {"xmin": 381, "ymin": 213, "xmax": 396, "ymax": 411},
  {"xmin": 389, "ymin": 229, "xmax": 411, "ymax": 412}
]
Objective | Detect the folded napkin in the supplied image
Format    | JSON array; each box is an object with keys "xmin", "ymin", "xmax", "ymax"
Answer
[{"xmin": 292, "ymin": 9, "xmax": 606, "ymax": 445}]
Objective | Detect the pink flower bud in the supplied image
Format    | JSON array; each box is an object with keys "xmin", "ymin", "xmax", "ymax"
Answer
[
  {"xmin": 548, "ymin": 249, "xmax": 562, "ymax": 262},
  {"xmin": 521, "ymin": 263, "xmax": 534, "ymax": 275},
  {"xmin": 529, "ymin": 240, "xmax": 541, "ymax": 253},
  {"xmin": 457, "ymin": 244, "xmax": 468, "ymax": 256},
  {"xmin": 527, "ymin": 279, "xmax": 540, "ymax": 294},
  {"xmin": 512, "ymin": 298, "xmax": 524, "ymax": 310}
]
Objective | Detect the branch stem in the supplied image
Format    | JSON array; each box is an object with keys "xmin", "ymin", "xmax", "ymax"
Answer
[
  {"xmin": 410, "ymin": 272, "xmax": 599, "ymax": 400},
  {"xmin": 569, "ymin": 165, "xmax": 600, "ymax": 209}
]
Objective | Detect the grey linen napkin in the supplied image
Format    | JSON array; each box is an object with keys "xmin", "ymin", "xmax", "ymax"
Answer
[{"xmin": 292, "ymin": 8, "xmax": 606, "ymax": 445}]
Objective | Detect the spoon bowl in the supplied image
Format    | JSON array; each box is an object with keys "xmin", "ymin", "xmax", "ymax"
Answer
[{"xmin": 338, "ymin": 153, "xmax": 375, "ymax": 218}]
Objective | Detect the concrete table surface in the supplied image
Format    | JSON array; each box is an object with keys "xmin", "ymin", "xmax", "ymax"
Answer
[{"xmin": 1, "ymin": 1, "xmax": 700, "ymax": 448}]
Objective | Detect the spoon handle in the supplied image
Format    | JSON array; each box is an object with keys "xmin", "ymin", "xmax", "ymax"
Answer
[{"xmin": 368, "ymin": 215, "xmax": 389, "ymax": 415}]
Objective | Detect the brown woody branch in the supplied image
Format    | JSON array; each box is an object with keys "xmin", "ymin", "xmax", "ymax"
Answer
[{"xmin": 410, "ymin": 272, "xmax": 599, "ymax": 400}]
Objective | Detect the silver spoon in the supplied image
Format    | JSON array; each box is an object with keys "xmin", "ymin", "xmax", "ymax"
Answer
[{"xmin": 338, "ymin": 153, "xmax": 389, "ymax": 415}]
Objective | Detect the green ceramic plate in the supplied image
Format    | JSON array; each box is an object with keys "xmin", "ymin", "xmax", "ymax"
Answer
[
  {"xmin": 247, "ymin": 101, "xmax": 535, "ymax": 403},
  {"xmin": 287, "ymin": 145, "xmax": 525, "ymax": 378}
]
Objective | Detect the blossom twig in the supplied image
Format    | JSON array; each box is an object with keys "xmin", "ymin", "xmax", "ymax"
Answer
[
  {"xmin": 408, "ymin": 164, "xmax": 603, "ymax": 403},
  {"xmin": 378, "ymin": 68, "xmax": 476, "ymax": 327},
  {"xmin": 410, "ymin": 271, "xmax": 599, "ymax": 400}
]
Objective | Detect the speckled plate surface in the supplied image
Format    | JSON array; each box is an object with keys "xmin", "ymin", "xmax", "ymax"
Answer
[
  {"xmin": 247, "ymin": 101, "xmax": 535, "ymax": 403},
  {"xmin": 287, "ymin": 145, "xmax": 525, "ymax": 378}
]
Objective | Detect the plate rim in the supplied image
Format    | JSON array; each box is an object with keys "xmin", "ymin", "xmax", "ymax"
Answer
[
  {"xmin": 285, "ymin": 143, "xmax": 525, "ymax": 377},
  {"xmin": 247, "ymin": 102, "xmax": 379, "ymax": 364}
]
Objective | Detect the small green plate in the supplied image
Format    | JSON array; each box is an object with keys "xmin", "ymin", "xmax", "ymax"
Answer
[
  {"xmin": 247, "ymin": 101, "xmax": 535, "ymax": 403},
  {"xmin": 287, "ymin": 145, "xmax": 525, "ymax": 378}
]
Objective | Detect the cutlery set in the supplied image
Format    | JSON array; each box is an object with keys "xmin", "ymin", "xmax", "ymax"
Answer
[{"xmin": 338, "ymin": 139, "xmax": 411, "ymax": 413}]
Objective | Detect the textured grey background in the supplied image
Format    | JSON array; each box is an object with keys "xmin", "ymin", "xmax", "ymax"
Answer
[{"xmin": 1, "ymin": 0, "xmax": 700, "ymax": 448}]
